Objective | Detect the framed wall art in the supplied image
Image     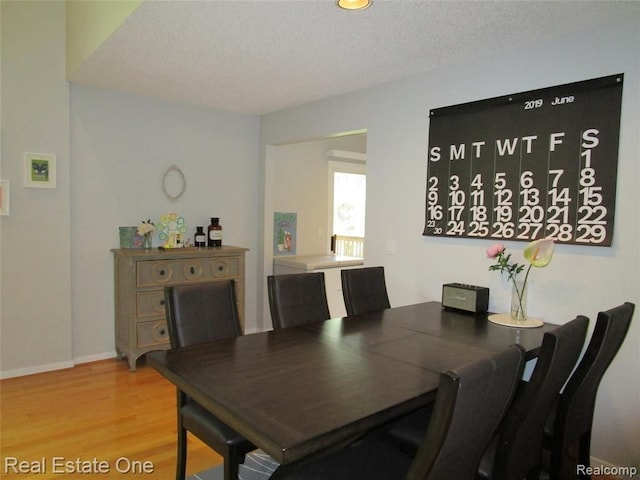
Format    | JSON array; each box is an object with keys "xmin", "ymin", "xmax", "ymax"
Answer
[
  {"xmin": 0, "ymin": 180, "xmax": 9, "ymax": 215},
  {"xmin": 273, "ymin": 212, "xmax": 297, "ymax": 256},
  {"xmin": 25, "ymin": 153, "xmax": 56, "ymax": 188}
]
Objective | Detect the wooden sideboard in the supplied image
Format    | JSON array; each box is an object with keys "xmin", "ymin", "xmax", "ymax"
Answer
[{"xmin": 111, "ymin": 246, "xmax": 248, "ymax": 371}]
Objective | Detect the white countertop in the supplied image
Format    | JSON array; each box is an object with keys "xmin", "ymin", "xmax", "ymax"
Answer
[{"xmin": 273, "ymin": 254, "xmax": 364, "ymax": 270}]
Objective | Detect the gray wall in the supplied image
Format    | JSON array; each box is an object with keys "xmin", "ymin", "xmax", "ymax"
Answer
[
  {"xmin": 260, "ymin": 17, "xmax": 640, "ymax": 470},
  {"xmin": 1, "ymin": 2, "xmax": 260, "ymax": 377},
  {"xmin": 1, "ymin": 1, "xmax": 73, "ymax": 375},
  {"xmin": 70, "ymin": 85, "xmax": 260, "ymax": 360}
]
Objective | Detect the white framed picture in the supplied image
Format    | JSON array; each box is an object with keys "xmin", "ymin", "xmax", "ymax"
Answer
[
  {"xmin": 0, "ymin": 179, "xmax": 9, "ymax": 215},
  {"xmin": 25, "ymin": 152, "xmax": 56, "ymax": 188}
]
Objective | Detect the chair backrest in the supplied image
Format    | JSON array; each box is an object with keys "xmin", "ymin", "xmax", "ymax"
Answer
[
  {"xmin": 267, "ymin": 273, "xmax": 331, "ymax": 329},
  {"xmin": 405, "ymin": 345, "xmax": 526, "ymax": 480},
  {"xmin": 164, "ymin": 279, "xmax": 241, "ymax": 349},
  {"xmin": 550, "ymin": 302, "xmax": 634, "ymax": 476},
  {"xmin": 491, "ymin": 315, "xmax": 589, "ymax": 480},
  {"xmin": 341, "ymin": 266, "xmax": 391, "ymax": 316}
]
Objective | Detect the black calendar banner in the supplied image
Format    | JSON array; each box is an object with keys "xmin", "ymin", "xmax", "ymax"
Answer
[{"xmin": 423, "ymin": 74, "xmax": 624, "ymax": 246}]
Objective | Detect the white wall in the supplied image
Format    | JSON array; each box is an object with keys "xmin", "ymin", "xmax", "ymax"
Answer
[
  {"xmin": 260, "ymin": 18, "xmax": 640, "ymax": 470},
  {"xmin": 1, "ymin": 1, "xmax": 73, "ymax": 376}
]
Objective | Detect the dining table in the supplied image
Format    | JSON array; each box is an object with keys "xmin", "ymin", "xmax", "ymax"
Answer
[{"xmin": 147, "ymin": 301, "xmax": 558, "ymax": 465}]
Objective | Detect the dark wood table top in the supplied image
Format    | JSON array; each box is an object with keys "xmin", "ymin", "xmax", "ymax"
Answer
[{"xmin": 147, "ymin": 301, "xmax": 558, "ymax": 464}]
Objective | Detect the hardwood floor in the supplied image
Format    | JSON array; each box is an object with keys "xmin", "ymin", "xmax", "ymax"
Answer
[
  {"xmin": 0, "ymin": 358, "xmax": 220, "ymax": 479},
  {"xmin": 1, "ymin": 358, "xmax": 620, "ymax": 480}
]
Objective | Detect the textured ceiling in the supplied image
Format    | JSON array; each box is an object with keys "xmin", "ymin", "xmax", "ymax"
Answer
[{"xmin": 68, "ymin": 0, "xmax": 640, "ymax": 115}]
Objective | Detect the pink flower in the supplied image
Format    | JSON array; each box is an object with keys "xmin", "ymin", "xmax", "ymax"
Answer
[{"xmin": 486, "ymin": 243, "xmax": 505, "ymax": 259}]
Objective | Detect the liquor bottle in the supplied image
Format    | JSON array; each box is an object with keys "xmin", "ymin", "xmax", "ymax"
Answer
[
  {"xmin": 194, "ymin": 226, "xmax": 206, "ymax": 248},
  {"xmin": 207, "ymin": 218, "xmax": 222, "ymax": 247}
]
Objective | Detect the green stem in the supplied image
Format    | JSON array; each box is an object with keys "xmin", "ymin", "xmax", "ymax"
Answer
[{"xmin": 512, "ymin": 263, "xmax": 532, "ymax": 320}]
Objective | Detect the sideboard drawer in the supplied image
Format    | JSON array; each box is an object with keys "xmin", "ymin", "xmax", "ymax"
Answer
[
  {"xmin": 136, "ymin": 290, "xmax": 166, "ymax": 318},
  {"xmin": 211, "ymin": 258, "xmax": 239, "ymax": 277},
  {"xmin": 137, "ymin": 320, "xmax": 170, "ymax": 348},
  {"xmin": 136, "ymin": 257, "xmax": 240, "ymax": 287}
]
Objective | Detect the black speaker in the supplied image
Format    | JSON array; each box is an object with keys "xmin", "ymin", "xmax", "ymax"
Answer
[{"xmin": 442, "ymin": 283, "xmax": 489, "ymax": 313}]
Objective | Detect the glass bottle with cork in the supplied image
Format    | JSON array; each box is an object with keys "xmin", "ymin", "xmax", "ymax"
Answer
[
  {"xmin": 194, "ymin": 226, "xmax": 206, "ymax": 248},
  {"xmin": 207, "ymin": 217, "xmax": 222, "ymax": 247}
]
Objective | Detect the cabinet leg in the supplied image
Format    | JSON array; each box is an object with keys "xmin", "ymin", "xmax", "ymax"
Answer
[
  {"xmin": 115, "ymin": 350, "xmax": 136, "ymax": 371},
  {"xmin": 128, "ymin": 356, "xmax": 137, "ymax": 372}
]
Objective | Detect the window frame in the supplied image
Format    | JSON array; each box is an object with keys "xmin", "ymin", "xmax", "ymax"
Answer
[{"xmin": 327, "ymin": 159, "xmax": 366, "ymax": 254}]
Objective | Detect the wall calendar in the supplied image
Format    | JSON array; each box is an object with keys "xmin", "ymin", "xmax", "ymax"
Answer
[{"xmin": 423, "ymin": 74, "xmax": 623, "ymax": 246}]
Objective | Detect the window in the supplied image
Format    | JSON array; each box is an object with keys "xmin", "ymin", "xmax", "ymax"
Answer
[{"xmin": 328, "ymin": 161, "xmax": 366, "ymax": 257}]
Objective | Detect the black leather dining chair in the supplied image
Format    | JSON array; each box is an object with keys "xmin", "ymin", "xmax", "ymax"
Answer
[
  {"xmin": 341, "ymin": 266, "xmax": 391, "ymax": 316},
  {"xmin": 164, "ymin": 280, "xmax": 256, "ymax": 480},
  {"xmin": 477, "ymin": 315, "xmax": 589, "ymax": 480},
  {"xmin": 544, "ymin": 302, "xmax": 635, "ymax": 480},
  {"xmin": 267, "ymin": 273, "xmax": 331, "ymax": 329},
  {"xmin": 269, "ymin": 344, "xmax": 526, "ymax": 480}
]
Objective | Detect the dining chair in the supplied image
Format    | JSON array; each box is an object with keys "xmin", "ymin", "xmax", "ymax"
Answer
[
  {"xmin": 164, "ymin": 280, "xmax": 256, "ymax": 480},
  {"xmin": 477, "ymin": 315, "xmax": 589, "ymax": 480},
  {"xmin": 544, "ymin": 302, "xmax": 635, "ymax": 480},
  {"xmin": 267, "ymin": 273, "xmax": 331, "ymax": 329},
  {"xmin": 341, "ymin": 266, "xmax": 391, "ymax": 316},
  {"xmin": 269, "ymin": 344, "xmax": 526, "ymax": 480}
]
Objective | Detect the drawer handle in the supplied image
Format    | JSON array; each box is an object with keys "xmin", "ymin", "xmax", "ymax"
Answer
[
  {"xmin": 159, "ymin": 269, "xmax": 166, "ymax": 276},
  {"xmin": 190, "ymin": 266, "xmax": 196, "ymax": 275},
  {"xmin": 159, "ymin": 300, "xmax": 165, "ymax": 306}
]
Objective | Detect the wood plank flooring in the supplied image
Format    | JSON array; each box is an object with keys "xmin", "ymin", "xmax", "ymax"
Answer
[
  {"xmin": 1, "ymin": 357, "xmax": 619, "ymax": 480},
  {"xmin": 1, "ymin": 358, "xmax": 220, "ymax": 479}
]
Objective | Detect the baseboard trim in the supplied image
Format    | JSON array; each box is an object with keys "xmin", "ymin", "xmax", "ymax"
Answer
[
  {"xmin": 0, "ymin": 352, "xmax": 119, "ymax": 379},
  {"xmin": 0, "ymin": 360, "xmax": 75, "ymax": 379},
  {"xmin": 73, "ymin": 351, "xmax": 118, "ymax": 365}
]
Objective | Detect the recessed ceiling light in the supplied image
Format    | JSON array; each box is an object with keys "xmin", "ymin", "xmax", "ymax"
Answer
[{"xmin": 336, "ymin": 0, "xmax": 372, "ymax": 11}]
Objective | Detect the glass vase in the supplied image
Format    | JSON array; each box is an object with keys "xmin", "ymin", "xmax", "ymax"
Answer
[
  {"xmin": 142, "ymin": 234, "xmax": 152, "ymax": 250},
  {"xmin": 511, "ymin": 280, "xmax": 527, "ymax": 321}
]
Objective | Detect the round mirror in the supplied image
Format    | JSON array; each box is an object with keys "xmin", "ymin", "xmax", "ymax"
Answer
[{"xmin": 162, "ymin": 165, "xmax": 186, "ymax": 200}]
